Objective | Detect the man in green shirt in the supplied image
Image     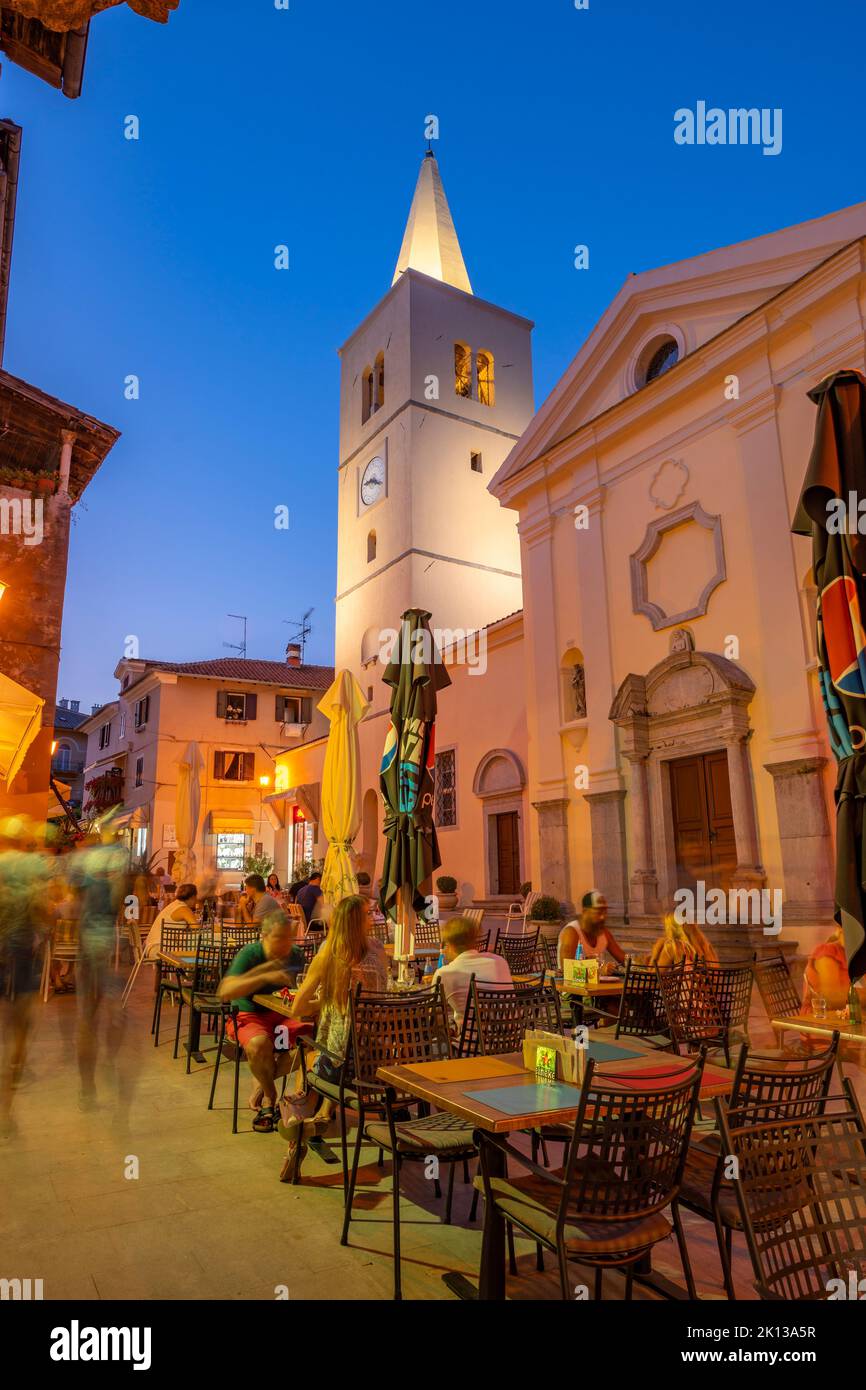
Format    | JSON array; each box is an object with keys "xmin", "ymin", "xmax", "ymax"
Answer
[{"xmin": 218, "ymin": 908, "xmax": 306, "ymax": 1132}]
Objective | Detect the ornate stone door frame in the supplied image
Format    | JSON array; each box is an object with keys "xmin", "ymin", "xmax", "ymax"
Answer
[
  {"xmin": 473, "ymin": 749, "xmax": 528, "ymax": 900},
  {"xmin": 610, "ymin": 650, "xmax": 765, "ymax": 916}
]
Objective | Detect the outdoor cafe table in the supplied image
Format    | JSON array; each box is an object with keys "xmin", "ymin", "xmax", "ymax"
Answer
[
  {"xmin": 376, "ymin": 1040, "xmax": 735, "ymax": 1301},
  {"xmin": 771, "ymin": 1010, "xmax": 866, "ymax": 1045}
]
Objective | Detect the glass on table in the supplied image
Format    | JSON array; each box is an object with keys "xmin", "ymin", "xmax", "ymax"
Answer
[{"xmin": 810, "ymin": 993, "xmax": 828, "ymax": 1020}]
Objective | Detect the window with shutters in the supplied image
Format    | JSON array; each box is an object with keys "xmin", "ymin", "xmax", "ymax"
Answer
[
  {"xmin": 276, "ymin": 695, "xmax": 312, "ymax": 724},
  {"xmin": 98, "ymin": 722, "xmax": 112, "ymax": 750},
  {"xmin": 119, "ymin": 711, "xmax": 126, "ymax": 740},
  {"xmin": 435, "ymin": 747, "xmax": 457, "ymax": 827},
  {"xmin": 214, "ymin": 750, "xmax": 255, "ymax": 782},
  {"xmin": 217, "ymin": 691, "xmax": 256, "ymax": 722},
  {"xmin": 134, "ymin": 695, "xmax": 149, "ymax": 730},
  {"xmin": 135, "ymin": 756, "xmax": 144, "ymax": 788}
]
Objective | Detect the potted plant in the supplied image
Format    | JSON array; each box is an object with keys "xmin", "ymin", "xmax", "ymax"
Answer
[
  {"xmin": 436, "ymin": 874, "xmax": 458, "ymax": 911},
  {"xmin": 528, "ymin": 894, "xmax": 565, "ymax": 942},
  {"xmin": 244, "ymin": 852, "xmax": 275, "ymax": 880},
  {"xmin": 35, "ymin": 472, "xmax": 55, "ymax": 495}
]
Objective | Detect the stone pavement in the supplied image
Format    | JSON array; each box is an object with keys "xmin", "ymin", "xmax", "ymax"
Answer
[{"xmin": 2, "ymin": 980, "xmax": 862, "ymax": 1302}]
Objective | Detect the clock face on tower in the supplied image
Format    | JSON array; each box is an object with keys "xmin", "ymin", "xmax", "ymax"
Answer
[{"xmin": 360, "ymin": 455, "xmax": 386, "ymax": 508}]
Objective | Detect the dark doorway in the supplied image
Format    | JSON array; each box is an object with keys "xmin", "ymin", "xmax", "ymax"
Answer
[
  {"xmin": 494, "ymin": 810, "xmax": 521, "ymax": 896},
  {"xmin": 669, "ymin": 750, "xmax": 737, "ymax": 893}
]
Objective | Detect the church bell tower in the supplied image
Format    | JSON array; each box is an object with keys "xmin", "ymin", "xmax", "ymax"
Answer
[{"xmin": 334, "ymin": 151, "xmax": 534, "ymax": 697}]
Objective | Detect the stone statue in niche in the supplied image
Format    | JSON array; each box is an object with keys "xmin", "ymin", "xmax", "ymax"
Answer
[
  {"xmin": 669, "ymin": 627, "xmax": 695, "ymax": 654},
  {"xmin": 571, "ymin": 663, "xmax": 587, "ymax": 718}
]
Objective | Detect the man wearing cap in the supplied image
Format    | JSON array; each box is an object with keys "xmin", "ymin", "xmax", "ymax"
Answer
[{"xmin": 557, "ymin": 890, "xmax": 625, "ymax": 971}]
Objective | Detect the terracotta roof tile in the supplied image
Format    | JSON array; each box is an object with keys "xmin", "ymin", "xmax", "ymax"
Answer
[{"xmin": 136, "ymin": 657, "xmax": 335, "ymax": 690}]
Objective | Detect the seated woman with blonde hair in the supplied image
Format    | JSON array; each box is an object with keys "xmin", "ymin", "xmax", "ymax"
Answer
[
  {"xmin": 281, "ymin": 893, "xmax": 386, "ymax": 1181},
  {"xmin": 649, "ymin": 912, "xmax": 718, "ymax": 968}
]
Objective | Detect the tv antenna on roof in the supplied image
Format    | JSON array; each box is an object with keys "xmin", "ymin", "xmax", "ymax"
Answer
[
  {"xmin": 284, "ymin": 608, "xmax": 313, "ymax": 664},
  {"xmin": 224, "ymin": 614, "xmax": 248, "ymax": 659}
]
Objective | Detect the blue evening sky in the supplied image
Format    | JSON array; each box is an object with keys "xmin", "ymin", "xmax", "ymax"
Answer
[{"xmin": 3, "ymin": 0, "xmax": 863, "ymax": 707}]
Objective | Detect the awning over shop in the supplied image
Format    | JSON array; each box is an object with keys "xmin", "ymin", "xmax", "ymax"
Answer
[
  {"xmin": 111, "ymin": 805, "xmax": 149, "ymax": 831},
  {"xmin": 0, "ymin": 672, "xmax": 44, "ymax": 788},
  {"xmin": 47, "ymin": 779, "xmax": 73, "ymax": 819},
  {"xmin": 209, "ymin": 810, "xmax": 253, "ymax": 835},
  {"xmin": 262, "ymin": 783, "xmax": 320, "ymax": 831}
]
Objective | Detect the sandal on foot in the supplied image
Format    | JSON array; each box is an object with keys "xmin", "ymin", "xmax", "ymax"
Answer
[{"xmin": 252, "ymin": 1105, "xmax": 276, "ymax": 1133}]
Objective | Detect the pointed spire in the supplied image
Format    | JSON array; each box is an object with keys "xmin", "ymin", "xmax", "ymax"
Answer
[{"xmin": 392, "ymin": 151, "xmax": 473, "ymax": 294}]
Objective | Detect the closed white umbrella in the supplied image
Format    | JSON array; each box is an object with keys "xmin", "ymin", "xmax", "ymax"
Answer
[{"xmin": 173, "ymin": 741, "xmax": 203, "ymax": 883}]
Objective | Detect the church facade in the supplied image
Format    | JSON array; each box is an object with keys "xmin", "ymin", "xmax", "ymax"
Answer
[{"xmin": 276, "ymin": 153, "xmax": 866, "ymax": 956}]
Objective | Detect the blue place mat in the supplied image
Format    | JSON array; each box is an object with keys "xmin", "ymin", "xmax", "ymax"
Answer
[
  {"xmin": 464, "ymin": 1082, "xmax": 583, "ymax": 1116},
  {"xmin": 586, "ymin": 1040, "xmax": 645, "ymax": 1064}
]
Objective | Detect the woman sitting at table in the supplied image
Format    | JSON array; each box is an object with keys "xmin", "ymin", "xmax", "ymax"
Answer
[
  {"xmin": 648, "ymin": 912, "xmax": 717, "ymax": 968},
  {"xmin": 802, "ymin": 924, "xmax": 851, "ymax": 1012},
  {"xmin": 266, "ymin": 873, "xmax": 282, "ymax": 898},
  {"xmin": 281, "ymin": 894, "xmax": 387, "ymax": 1180},
  {"xmin": 143, "ymin": 883, "xmax": 199, "ymax": 958}
]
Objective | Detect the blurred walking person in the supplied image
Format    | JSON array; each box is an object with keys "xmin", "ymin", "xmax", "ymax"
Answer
[
  {"xmin": 71, "ymin": 827, "xmax": 129, "ymax": 1112},
  {"xmin": 0, "ymin": 817, "xmax": 50, "ymax": 1140}
]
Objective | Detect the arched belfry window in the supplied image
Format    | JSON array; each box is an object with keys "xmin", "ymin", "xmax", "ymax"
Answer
[
  {"xmin": 454, "ymin": 342, "xmax": 472, "ymax": 399},
  {"xmin": 637, "ymin": 336, "xmax": 679, "ymax": 389},
  {"xmin": 367, "ymin": 530, "xmax": 377, "ymax": 563},
  {"xmin": 476, "ymin": 350, "xmax": 495, "ymax": 407},
  {"xmin": 374, "ymin": 351, "xmax": 385, "ymax": 412},
  {"xmin": 361, "ymin": 364, "xmax": 374, "ymax": 423}
]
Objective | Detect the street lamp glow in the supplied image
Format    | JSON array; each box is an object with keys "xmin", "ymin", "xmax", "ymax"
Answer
[
  {"xmin": 0, "ymin": 580, "xmax": 7, "ymax": 601},
  {"xmin": 259, "ymin": 774, "xmax": 271, "ymax": 788}
]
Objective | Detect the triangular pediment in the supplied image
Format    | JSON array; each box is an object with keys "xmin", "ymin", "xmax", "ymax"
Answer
[{"xmin": 493, "ymin": 201, "xmax": 866, "ymax": 494}]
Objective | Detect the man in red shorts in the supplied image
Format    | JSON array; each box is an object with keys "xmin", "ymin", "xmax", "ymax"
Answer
[{"xmin": 217, "ymin": 909, "xmax": 306, "ymax": 1132}]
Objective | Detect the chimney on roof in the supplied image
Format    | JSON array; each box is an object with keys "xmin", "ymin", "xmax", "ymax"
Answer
[
  {"xmin": 59, "ymin": 698, "xmax": 68, "ymax": 709},
  {"xmin": 70, "ymin": 700, "xmax": 80, "ymax": 713},
  {"xmin": 285, "ymin": 642, "xmax": 302, "ymax": 667},
  {"xmin": 91, "ymin": 702, "xmax": 103, "ymax": 715}
]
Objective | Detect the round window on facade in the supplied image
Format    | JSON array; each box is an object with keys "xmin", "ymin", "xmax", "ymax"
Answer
[{"xmin": 638, "ymin": 336, "xmax": 679, "ymax": 388}]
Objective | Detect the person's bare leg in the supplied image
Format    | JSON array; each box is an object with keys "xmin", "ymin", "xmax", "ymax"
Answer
[
  {"xmin": 0, "ymin": 995, "xmax": 33, "ymax": 1129},
  {"xmin": 244, "ymin": 1034, "xmax": 277, "ymax": 1106}
]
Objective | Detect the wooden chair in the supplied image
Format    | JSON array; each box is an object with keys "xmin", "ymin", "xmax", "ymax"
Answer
[
  {"xmin": 504, "ymin": 890, "xmax": 540, "ymax": 934},
  {"xmin": 678, "ymin": 1035, "xmax": 841, "ymax": 1298},
  {"xmin": 475, "ymin": 1054, "xmax": 705, "ymax": 1300},
  {"xmin": 494, "ymin": 927, "xmax": 540, "ymax": 979},
  {"xmin": 716, "ymin": 1080, "xmax": 866, "ymax": 1300},
  {"xmin": 339, "ymin": 985, "xmax": 478, "ymax": 1300}
]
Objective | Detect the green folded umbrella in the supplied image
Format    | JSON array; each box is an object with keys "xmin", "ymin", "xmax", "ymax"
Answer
[
  {"xmin": 378, "ymin": 608, "xmax": 452, "ymax": 924},
  {"xmin": 793, "ymin": 369, "xmax": 866, "ymax": 981}
]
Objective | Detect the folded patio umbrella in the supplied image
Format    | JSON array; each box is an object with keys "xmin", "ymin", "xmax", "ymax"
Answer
[
  {"xmin": 379, "ymin": 608, "xmax": 451, "ymax": 934},
  {"xmin": 318, "ymin": 669, "xmax": 369, "ymax": 905},
  {"xmin": 793, "ymin": 368, "xmax": 866, "ymax": 981},
  {"xmin": 173, "ymin": 741, "xmax": 202, "ymax": 884}
]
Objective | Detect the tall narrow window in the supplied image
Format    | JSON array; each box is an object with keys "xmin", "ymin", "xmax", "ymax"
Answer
[
  {"xmin": 454, "ymin": 342, "xmax": 472, "ymax": 399},
  {"xmin": 374, "ymin": 351, "xmax": 385, "ymax": 412},
  {"xmin": 470, "ymin": 451, "xmax": 482, "ymax": 473},
  {"xmin": 367, "ymin": 530, "xmax": 377, "ymax": 563},
  {"xmin": 361, "ymin": 364, "xmax": 374, "ymax": 423},
  {"xmin": 476, "ymin": 350, "xmax": 495, "ymax": 407},
  {"xmin": 435, "ymin": 748, "xmax": 457, "ymax": 827}
]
